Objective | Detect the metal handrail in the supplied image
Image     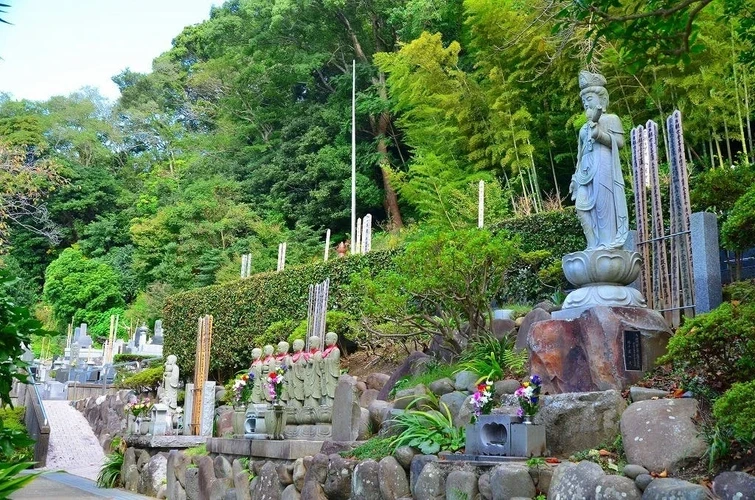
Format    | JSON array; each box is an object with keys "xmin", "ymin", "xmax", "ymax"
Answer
[{"xmin": 29, "ymin": 374, "xmax": 49, "ymax": 426}]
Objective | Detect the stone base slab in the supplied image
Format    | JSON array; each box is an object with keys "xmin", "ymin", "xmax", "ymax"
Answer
[
  {"xmin": 124, "ymin": 435, "xmax": 207, "ymax": 449},
  {"xmin": 206, "ymin": 438, "xmax": 324, "ymax": 460}
]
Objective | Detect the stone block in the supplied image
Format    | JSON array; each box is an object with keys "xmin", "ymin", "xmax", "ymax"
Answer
[
  {"xmin": 515, "ymin": 308, "xmax": 551, "ymax": 351},
  {"xmin": 490, "ymin": 464, "xmax": 535, "ymax": 500},
  {"xmin": 620, "ymin": 398, "xmax": 707, "ymax": 473},
  {"xmin": 332, "ymin": 375, "xmax": 360, "ymax": 442},
  {"xmin": 529, "ymin": 306, "xmax": 670, "ymax": 393},
  {"xmin": 445, "ymin": 470, "xmax": 478, "ymax": 500},
  {"xmin": 465, "ymin": 414, "xmax": 518, "ymax": 456},
  {"xmin": 712, "ymin": 471, "xmax": 755, "ymax": 500},
  {"xmin": 351, "ymin": 459, "xmax": 380, "ymax": 500},
  {"xmin": 642, "ymin": 478, "xmax": 708, "ymax": 500},
  {"xmin": 324, "ymin": 455, "xmax": 355, "ymax": 500},
  {"xmin": 510, "ymin": 423, "xmax": 546, "ymax": 457},
  {"xmin": 691, "ymin": 212, "xmax": 722, "ymax": 314},
  {"xmin": 378, "ymin": 456, "xmax": 410, "ymax": 500}
]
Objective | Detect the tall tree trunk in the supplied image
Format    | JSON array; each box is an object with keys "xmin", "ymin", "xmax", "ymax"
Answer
[
  {"xmin": 744, "ymin": 68, "xmax": 753, "ymax": 162},
  {"xmin": 723, "ymin": 120, "xmax": 732, "ymax": 163},
  {"xmin": 337, "ymin": 8, "xmax": 403, "ymax": 229}
]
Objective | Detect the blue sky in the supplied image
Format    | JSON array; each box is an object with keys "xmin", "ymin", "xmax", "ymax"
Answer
[{"xmin": 0, "ymin": 0, "xmax": 221, "ymax": 102}]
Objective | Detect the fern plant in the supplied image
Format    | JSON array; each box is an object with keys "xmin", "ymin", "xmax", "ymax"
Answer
[
  {"xmin": 458, "ymin": 334, "xmax": 528, "ymax": 380},
  {"xmin": 389, "ymin": 402, "xmax": 465, "ymax": 455},
  {"xmin": 0, "ymin": 461, "xmax": 39, "ymax": 498}
]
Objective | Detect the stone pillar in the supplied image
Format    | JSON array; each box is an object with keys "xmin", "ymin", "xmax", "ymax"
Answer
[{"xmin": 690, "ymin": 212, "xmax": 722, "ymax": 314}]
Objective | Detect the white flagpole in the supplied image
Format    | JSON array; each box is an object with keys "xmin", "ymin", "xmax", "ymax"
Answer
[
  {"xmin": 351, "ymin": 60, "xmax": 357, "ymax": 254},
  {"xmin": 478, "ymin": 180, "xmax": 485, "ymax": 228}
]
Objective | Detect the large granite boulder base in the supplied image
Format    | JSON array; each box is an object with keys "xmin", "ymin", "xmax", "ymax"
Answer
[
  {"xmin": 620, "ymin": 398, "xmax": 707, "ymax": 473},
  {"xmin": 529, "ymin": 306, "xmax": 670, "ymax": 393}
]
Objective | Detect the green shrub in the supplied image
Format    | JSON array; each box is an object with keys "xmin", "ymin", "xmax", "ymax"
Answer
[
  {"xmin": 721, "ymin": 183, "xmax": 755, "ymax": 251},
  {"xmin": 113, "ymin": 354, "xmax": 161, "ymax": 364},
  {"xmin": 389, "ymin": 403, "xmax": 465, "ymax": 455},
  {"xmin": 0, "ymin": 406, "xmax": 33, "ymax": 463},
  {"xmin": 723, "ymin": 279, "xmax": 755, "ymax": 302},
  {"xmin": 286, "ymin": 311, "xmax": 359, "ymax": 345},
  {"xmin": 287, "ymin": 319, "xmax": 308, "ymax": 345},
  {"xmin": 262, "ymin": 320, "xmax": 299, "ymax": 347},
  {"xmin": 117, "ymin": 366, "xmax": 163, "ymax": 391},
  {"xmin": 713, "ymin": 380, "xmax": 755, "ymax": 444},
  {"xmin": 164, "ymin": 251, "xmax": 398, "ymax": 379},
  {"xmin": 658, "ymin": 302, "xmax": 755, "ymax": 392}
]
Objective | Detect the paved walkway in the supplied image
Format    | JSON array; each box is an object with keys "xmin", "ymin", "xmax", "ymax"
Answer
[
  {"xmin": 11, "ymin": 472, "xmax": 151, "ymax": 499},
  {"xmin": 41, "ymin": 400, "xmax": 106, "ymax": 481}
]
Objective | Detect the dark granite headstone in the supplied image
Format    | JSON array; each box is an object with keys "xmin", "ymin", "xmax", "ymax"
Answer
[{"xmin": 623, "ymin": 330, "xmax": 642, "ymax": 371}]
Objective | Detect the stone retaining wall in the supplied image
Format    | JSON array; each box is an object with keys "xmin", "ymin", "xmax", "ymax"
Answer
[{"xmin": 125, "ymin": 445, "xmax": 557, "ymax": 499}]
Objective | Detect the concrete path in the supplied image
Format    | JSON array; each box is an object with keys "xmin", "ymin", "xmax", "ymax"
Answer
[
  {"xmin": 41, "ymin": 400, "xmax": 106, "ymax": 481},
  {"xmin": 11, "ymin": 472, "xmax": 151, "ymax": 499}
]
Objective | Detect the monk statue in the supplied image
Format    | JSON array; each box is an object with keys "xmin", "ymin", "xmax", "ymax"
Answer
[
  {"xmin": 569, "ymin": 70, "xmax": 629, "ymax": 251},
  {"xmin": 287, "ymin": 339, "xmax": 307, "ymax": 409},
  {"xmin": 249, "ymin": 347, "xmax": 265, "ymax": 404},
  {"xmin": 160, "ymin": 354, "xmax": 179, "ymax": 410},
  {"xmin": 304, "ymin": 336, "xmax": 322, "ymax": 407},
  {"xmin": 320, "ymin": 332, "xmax": 340, "ymax": 406},
  {"xmin": 261, "ymin": 344, "xmax": 276, "ymax": 402},
  {"xmin": 275, "ymin": 341, "xmax": 290, "ymax": 403}
]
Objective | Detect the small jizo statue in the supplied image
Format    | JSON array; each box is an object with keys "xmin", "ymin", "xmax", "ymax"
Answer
[
  {"xmin": 250, "ymin": 347, "xmax": 265, "ymax": 405},
  {"xmin": 320, "ymin": 332, "xmax": 340, "ymax": 405},
  {"xmin": 305, "ymin": 336, "xmax": 322, "ymax": 407},
  {"xmin": 287, "ymin": 339, "xmax": 307, "ymax": 409}
]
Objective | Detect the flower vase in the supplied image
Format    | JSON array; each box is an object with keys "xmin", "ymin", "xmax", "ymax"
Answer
[
  {"xmin": 523, "ymin": 414, "xmax": 533, "ymax": 424},
  {"xmin": 133, "ymin": 416, "xmax": 142, "ymax": 435},
  {"xmin": 232, "ymin": 407, "xmax": 247, "ymax": 436},
  {"xmin": 266, "ymin": 404, "xmax": 286, "ymax": 440},
  {"xmin": 140, "ymin": 417, "xmax": 152, "ymax": 435}
]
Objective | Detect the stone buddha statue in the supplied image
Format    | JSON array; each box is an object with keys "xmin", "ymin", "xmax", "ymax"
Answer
[
  {"xmin": 320, "ymin": 332, "xmax": 340, "ymax": 406},
  {"xmin": 249, "ymin": 347, "xmax": 265, "ymax": 404},
  {"xmin": 160, "ymin": 354, "xmax": 179, "ymax": 410},
  {"xmin": 287, "ymin": 339, "xmax": 307, "ymax": 409},
  {"xmin": 304, "ymin": 336, "xmax": 322, "ymax": 407}
]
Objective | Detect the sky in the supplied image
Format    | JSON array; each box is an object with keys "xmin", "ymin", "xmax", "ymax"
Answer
[{"xmin": 0, "ymin": 0, "xmax": 221, "ymax": 102}]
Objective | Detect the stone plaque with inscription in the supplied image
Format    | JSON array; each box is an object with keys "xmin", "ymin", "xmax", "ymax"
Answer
[{"xmin": 623, "ymin": 330, "xmax": 643, "ymax": 371}]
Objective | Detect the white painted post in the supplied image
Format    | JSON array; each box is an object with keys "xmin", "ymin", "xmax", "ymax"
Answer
[
  {"xmin": 281, "ymin": 242, "xmax": 287, "ymax": 271},
  {"xmin": 351, "ymin": 60, "xmax": 357, "ymax": 254},
  {"xmin": 355, "ymin": 218, "xmax": 362, "ymax": 255},
  {"xmin": 324, "ymin": 229, "xmax": 331, "ymax": 261},
  {"xmin": 478, "ymin": 180, "xmax": 485, "ymax": 228}
]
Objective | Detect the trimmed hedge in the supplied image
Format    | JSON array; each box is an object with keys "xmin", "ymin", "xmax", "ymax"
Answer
[
  {"xmin": 163, "ymin": 251, "xmax": 398, "ymax": 380},
  {"xmin": 163, "ymin": 210, "xmax": 585, "ymax": 379}
]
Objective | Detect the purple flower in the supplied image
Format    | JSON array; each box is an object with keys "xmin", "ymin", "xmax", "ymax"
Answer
[
  {"xmin": 516, "ymin": 407, "xmax": 523, "ymax": 417},
  {"xmin": 514, "ymin": 387, "xmax": 524, "ymax": 397}
]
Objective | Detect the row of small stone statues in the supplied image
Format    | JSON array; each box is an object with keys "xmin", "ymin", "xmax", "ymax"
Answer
[{"xmin": 248, "ymin": 331, "xmax": 340, "ymax": 408}]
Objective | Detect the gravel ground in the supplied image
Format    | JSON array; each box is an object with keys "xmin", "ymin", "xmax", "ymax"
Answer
[{"xmin": 41, "ymin": 400, "xmax": 106, "ymax": 481}]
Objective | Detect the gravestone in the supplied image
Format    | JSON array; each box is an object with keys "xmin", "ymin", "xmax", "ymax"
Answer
[
  {"xmin": 134, "ymin": 325, "xmax": 148, "ymax": 348},
  {"xmin": 184, "ymin": 381, "xmax": 216, "ymax": 437},
  {"xmin": 152, "ymin": 320, "xmax": 164, "ymax": 345},
  {"xmin": 150, "ymin": 404, "xmax": 170, "ymax": 435},
  {"xmin": 332, "ymin": 376, "xmax": 360, "ymax": 441}
]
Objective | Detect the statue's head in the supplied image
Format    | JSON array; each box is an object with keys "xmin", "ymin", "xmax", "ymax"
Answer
[
  {"xmin": 166, "ymin": 354, "xmax": 177, "ymax": 365},
  {"xmin": 325, "ymin": 331, "xmax": 337, "ymax": 347},
  {"xmin": 309, "ymin": 336, "xmax": 320, "ymax": 350},
  {"xmin": 293, "ymin": 339, "xmax": 305, "ymax": 352},
  {"xmin": 579, "ymin": 70, "xmax": 609, "ymax": 111},
  {"xmin": 263, "ymin": 344, "xmax": 274, "ymax": 356},
  {"xmin": 277, "ymin": 341, "xmax": 290, "ymax": 355},
  {"xmin": 252, "ymin": 347, "xmax": 262, "ymax": 360}
]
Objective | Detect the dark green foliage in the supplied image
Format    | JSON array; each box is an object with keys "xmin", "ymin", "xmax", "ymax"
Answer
[
  {"xmin": 659, "ymin": 302, "xmax": 755, "ymax": 392},
  {"xmin": 0, "ymin": 406, "xmax": 33, "ymax": 463},
  {"xmin": 713, "ymin": 381, "xmax": 755, "ymax": 445},
  {"xmin": 723, "ymin": 279, "xmax": 755, "ymax": 302},
  {"xmin": 117, "ymin": 366, "xmax": 162, "ymax": 392},
  {"xmin": 113, "ymin": 354, "xmax": 160, "ymax": 364},
  {"xmin": 721, "ymin": 184, "xmax": 755, "ymax": 251},
  {"xmin": 163, "ymin": 251, "xmax": 398, "ymax": 380},
  {"xmin": 495, "ymin": 209, "xmax": 583, "ymax": 303}
]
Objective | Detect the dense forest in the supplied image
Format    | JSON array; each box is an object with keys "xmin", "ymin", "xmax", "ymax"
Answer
[{"xmin": 1, "ymin": 0, "xmax": 754, "ymax": 347}]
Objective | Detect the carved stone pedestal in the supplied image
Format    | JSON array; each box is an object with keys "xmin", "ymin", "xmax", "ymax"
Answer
[{"xmin": 528, "ymin": 306, "xmax": 670, "ymax": 394}]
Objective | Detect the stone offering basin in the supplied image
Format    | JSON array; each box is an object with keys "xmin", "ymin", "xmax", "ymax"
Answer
[{"xmin": 562, "ymin": 249, "xmax": 642, "ymax": 287}]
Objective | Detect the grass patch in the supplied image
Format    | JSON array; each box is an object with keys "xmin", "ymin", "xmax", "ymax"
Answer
[
  {"xmin": 391, "ymin": 361, "xmax": 459, "ymax": 396},
  {"xmin": 184, "ymin": 444, "xmax": 207, "ymax": 457},
  {"xmin": 342, "ymin": 437, "xmax": 394, "ymax": 461},
  {"xmin": 0, "ymin": 406, "xmax": 34, "ymax": 463}
]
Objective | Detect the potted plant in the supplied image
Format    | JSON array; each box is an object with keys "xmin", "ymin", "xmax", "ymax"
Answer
[
  {"xmin": 125, "ymin": 396, "xmax": 153, "ymax": 435},
  {"xmin": 515, "ymin": 375, "xmax": 542, "ymax": 423}
]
